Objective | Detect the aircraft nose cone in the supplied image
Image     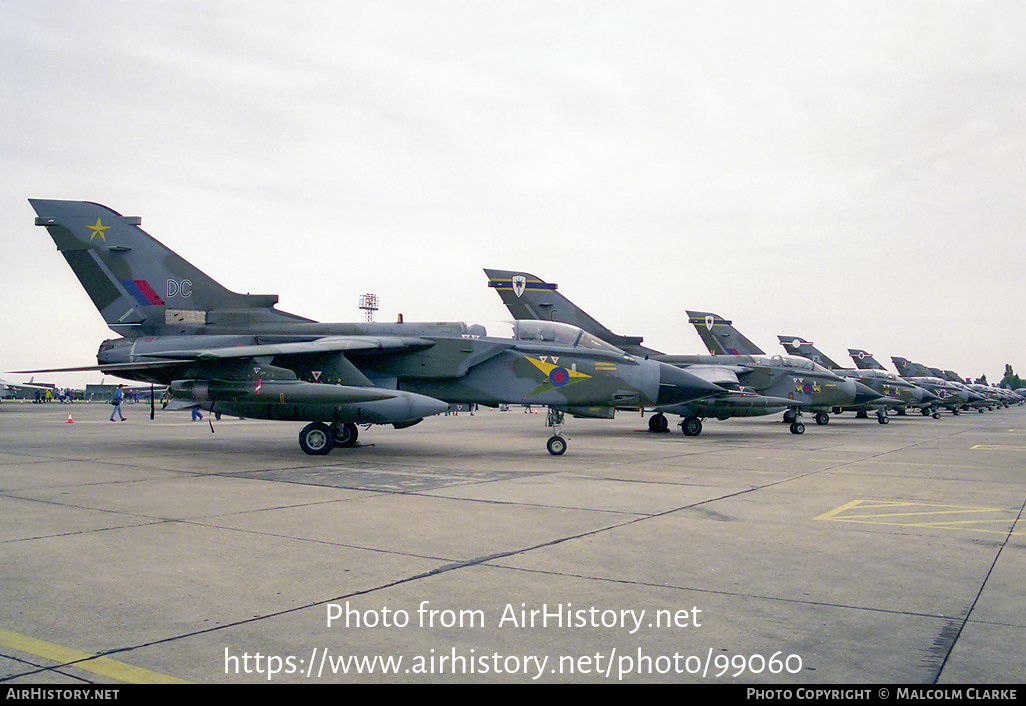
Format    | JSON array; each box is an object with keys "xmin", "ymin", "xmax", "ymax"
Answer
[
  {"xmin": 656, "ymin": 363, "xmax": 724, "ymax": 405},
  {"xmin": 852, "ymin": 381, "xmax": 882, "ymax": 405}
]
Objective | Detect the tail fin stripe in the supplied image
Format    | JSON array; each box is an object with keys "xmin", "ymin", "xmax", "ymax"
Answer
[
  {"xmin": 123, "ymin": 280, "xmax": 165, "ymax": 306},
  {"xmin": 488, "ymin": 280, "xmax": 557, "ymax": 291}
]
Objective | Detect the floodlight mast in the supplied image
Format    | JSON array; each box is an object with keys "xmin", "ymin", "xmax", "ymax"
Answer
[{"xmin": 359, "ymin": 293, "xmax": 379, "ymax": 322}]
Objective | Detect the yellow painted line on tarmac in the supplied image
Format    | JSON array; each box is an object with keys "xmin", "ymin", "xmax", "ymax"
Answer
[
  {"xmin": 816, "ymin": 499, "xmax": 1023, "ymax": 535},
  {"xmin": 971, "ymin": 444, "xmax": 1026, "ymax": 451},
  {"xmin": 0, "ymin": 628, "xmax": 188, "ymax": 684}
]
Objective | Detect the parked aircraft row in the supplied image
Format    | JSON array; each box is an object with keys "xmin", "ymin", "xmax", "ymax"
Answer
[
  {"xmin": 23, "ymin": 200, "xmax": 727, "ymax": 456},
  {"xmin": 19, "ymin": 200, "xmax": 1021, "ymax": 456},
  {"xmin": 485, "ymin": 269, "xmax": 1023, "ymax": 434}
]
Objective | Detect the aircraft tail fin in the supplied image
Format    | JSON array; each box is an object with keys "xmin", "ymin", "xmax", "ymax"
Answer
[
  {"xmin": 484, "ymin": 269, "xmax": 661, "ymax": 356},
  {"xmin": 848, "ymin": 349, "xmax": 886, "ymax": 370},
  {"xmin": 30, "ymin": 199, "xmax": 312, "ymax": 336},
  {"xmin": 686, "ymin": 311, "xmax": 764, "ymax": 356},
  {"xmin": 778, "ymin": 336, "xmax": 842, "ymax": 369},
  {"xmin": 890, "ymin": 357, "xmax": 919, "ymax": 377}
]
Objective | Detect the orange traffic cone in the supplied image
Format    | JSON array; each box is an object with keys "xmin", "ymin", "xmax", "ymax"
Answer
[{"xmin": 66, "ymin": 413, "xmax": 74, "ymax": 423}]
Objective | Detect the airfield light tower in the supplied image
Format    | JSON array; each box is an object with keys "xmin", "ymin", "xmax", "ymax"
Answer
[{"xmin": 359, "ymin": 293, "xmax": 379, "ymax": 322}]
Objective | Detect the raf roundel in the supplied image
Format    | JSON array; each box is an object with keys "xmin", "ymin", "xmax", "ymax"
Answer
[{"xmin": 548, "ymin": 367, "xmax": 570, "ymax": 387}]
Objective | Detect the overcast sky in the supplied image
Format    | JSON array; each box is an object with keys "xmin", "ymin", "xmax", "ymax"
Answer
[{"xmin": 2, "ymin": 0, "xmax": 1024, "ymax": 388}]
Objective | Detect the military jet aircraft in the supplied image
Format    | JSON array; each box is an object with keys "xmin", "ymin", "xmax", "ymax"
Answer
[
  {"xmin": 485, "ymin": 269, "xmax": 877, "ymax": 435},
  {"xmin": 683, "ymin": 311, "xmax": 883, "ymax": 427},
  {"xmin": 777, "ymin": 336, "xmax": 931, "ymax": 422},
  {"xmin": 26, "ymin": 200, "xmax": 723, "ymax": 455},
  {"xmin": 890, "ymin": 358, "xmax": 989, "ymax": 414},
  {"xmin": 846, "ymin": 352, "xmax": 967, "ymax": 418},
  {"xmin": 928, "ymin": 369, "xmax": 1007, "ymax": 411}
]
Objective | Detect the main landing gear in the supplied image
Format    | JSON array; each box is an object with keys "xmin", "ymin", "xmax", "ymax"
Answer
[
  {"xmin": 680, "ymin": 416, "xmax": 703, "ymax": 436},
  {"xmin": 648, "ymin": 413, "xmax": 670, "ymax": 433},
  {"xmin": 784, "ymin": 407, "xmax": 805, "ymax": 434},
  {"xmin": 298, "ymin": 421, "xmax": 360, "ymax": 455},
  {"xmin": 648, "ymin": 412, "xmax": 702, "ymax": 436}
]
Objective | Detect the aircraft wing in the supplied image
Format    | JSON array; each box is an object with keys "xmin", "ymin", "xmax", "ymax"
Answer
[
  {"xmin": 145, "ymin": 336, "xmax": 437, "ymax": 360},
  {"xmin": 13, "ymin": 336, "xmax": 438, "ymax": 375},
  {"xmin": 13, "ymin": 360, "xmax": 196, "ymax": 374}
]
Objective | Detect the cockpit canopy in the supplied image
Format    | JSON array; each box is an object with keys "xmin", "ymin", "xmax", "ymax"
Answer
[
  {"xmin": 751, "ymin": 354, "xmax": 833, "ymax": 375},
  {"xmin": 466, "ymin": 321, "xmax": 626, "ymax": 355}
]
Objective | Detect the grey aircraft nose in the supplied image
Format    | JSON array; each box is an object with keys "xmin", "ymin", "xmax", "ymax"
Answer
[{"xmin": 656, "ymin": 362, "xmax": 725, "ymax": 406}]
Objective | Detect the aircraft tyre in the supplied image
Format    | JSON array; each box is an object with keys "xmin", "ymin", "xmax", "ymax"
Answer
[
  {"xmin": 921, "ymin": 408, "xmax": 930, "ymax": 416},
  {"xmin": 648, "ymin": 413, "xmax": 669, "ymax": 433},
  {"xmin": 932, "ymin": 412, "xmax": 941, "ymax": 419},
  {"xmin": 815, "ymin": 412, "xmax": 829, "ymax": 425},
  {"xmin": 334, "ymin": 422, "xmax": 359, "ymax": 447},
  {"xmin": 299, "ymin": 422, "xmax": 334, "ymax": 455},
  {"xmin": 547, "ymin": 435, "xmax": 567, "ymax": 456},
  {"xmin": 681, "ymin": 417, "xmax": 702, "ymax": 436},
  {"xmin": 789, "ymin": 422, "xmax": 805, "ymax": 435},
  {"xmin": 878, "ymin": 415, "xmax": 889, "ymax": 424}
]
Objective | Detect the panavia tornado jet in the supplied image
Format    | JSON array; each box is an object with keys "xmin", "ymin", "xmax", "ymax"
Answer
[
  {"xmin": 486, "ymin": 269, "xmax": 876, "ymax": 435},
  {"xmin": 861, "ymin": 355, "xmax": 968, "ymax": 418},
  {"xmin": 27, "ymin": 200, "xmax": 722, "ymax": 455},
  {"xmin": 777, "ymin": 336, "xmax": 931, "ymax": 422},
  {"xmin": 890, "ymin": 357, "xmax": 987, "ymax": 415}
]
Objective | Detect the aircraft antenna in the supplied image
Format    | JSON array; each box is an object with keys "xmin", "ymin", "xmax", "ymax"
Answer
[{"xmin": 359, "ymin": 293, "xmax": 379, "ymax": 322}]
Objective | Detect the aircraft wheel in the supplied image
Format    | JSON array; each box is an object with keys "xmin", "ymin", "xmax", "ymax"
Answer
[
  {"xmin": 546, "ymin": 435, "xmax": 567, "ymax": 456},
  {"xmin": 648, "ymin": 413, "xmax": 669, "ymax": 433},
  {"xmin": 932, "ymin": 412, "xmax": 941, "ymax": 419},
  {"xmin": 921, "ymin": 408, "xmax": 930, "ymax": 416},
  {"xmin": 681, "ymin": 417, "xmax": 702, "ymax": 436},
  {"xmin": 878, "ymin": 415, "xmax": 889, "ymax": 424},
  {"xmin": 815, "ymin": 412, "xmax": 829, "ymax": 425},
  {"xmin": 789, "ymin": 422, "xmax": 805, "ymax": 435},
  {"xmin": 334, "ymin": 422, "xmax": 359, "ymax": 447},
  {"xmin": 952, "ymin": 409, "xmax": 960, "ymax": 416},
  {"xmin": 299, "ymin": 422, "xmax": 334, "ymax": 455}
]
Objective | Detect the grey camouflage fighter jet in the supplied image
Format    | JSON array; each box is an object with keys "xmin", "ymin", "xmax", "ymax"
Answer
[
  {"xmin": 26, "ymin": 200, "xmax": 723, "ymax": 455},
  {"xmin": 777, "ymin": 336, "xmax": 931, "ymax": 422},
  {"xmin": 849, "ymin": 351, "xmax": 967, "ymax": 419},
  {"xmin": 486, "ymin": 269, "xmax": 876, "ymax": 435}
]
